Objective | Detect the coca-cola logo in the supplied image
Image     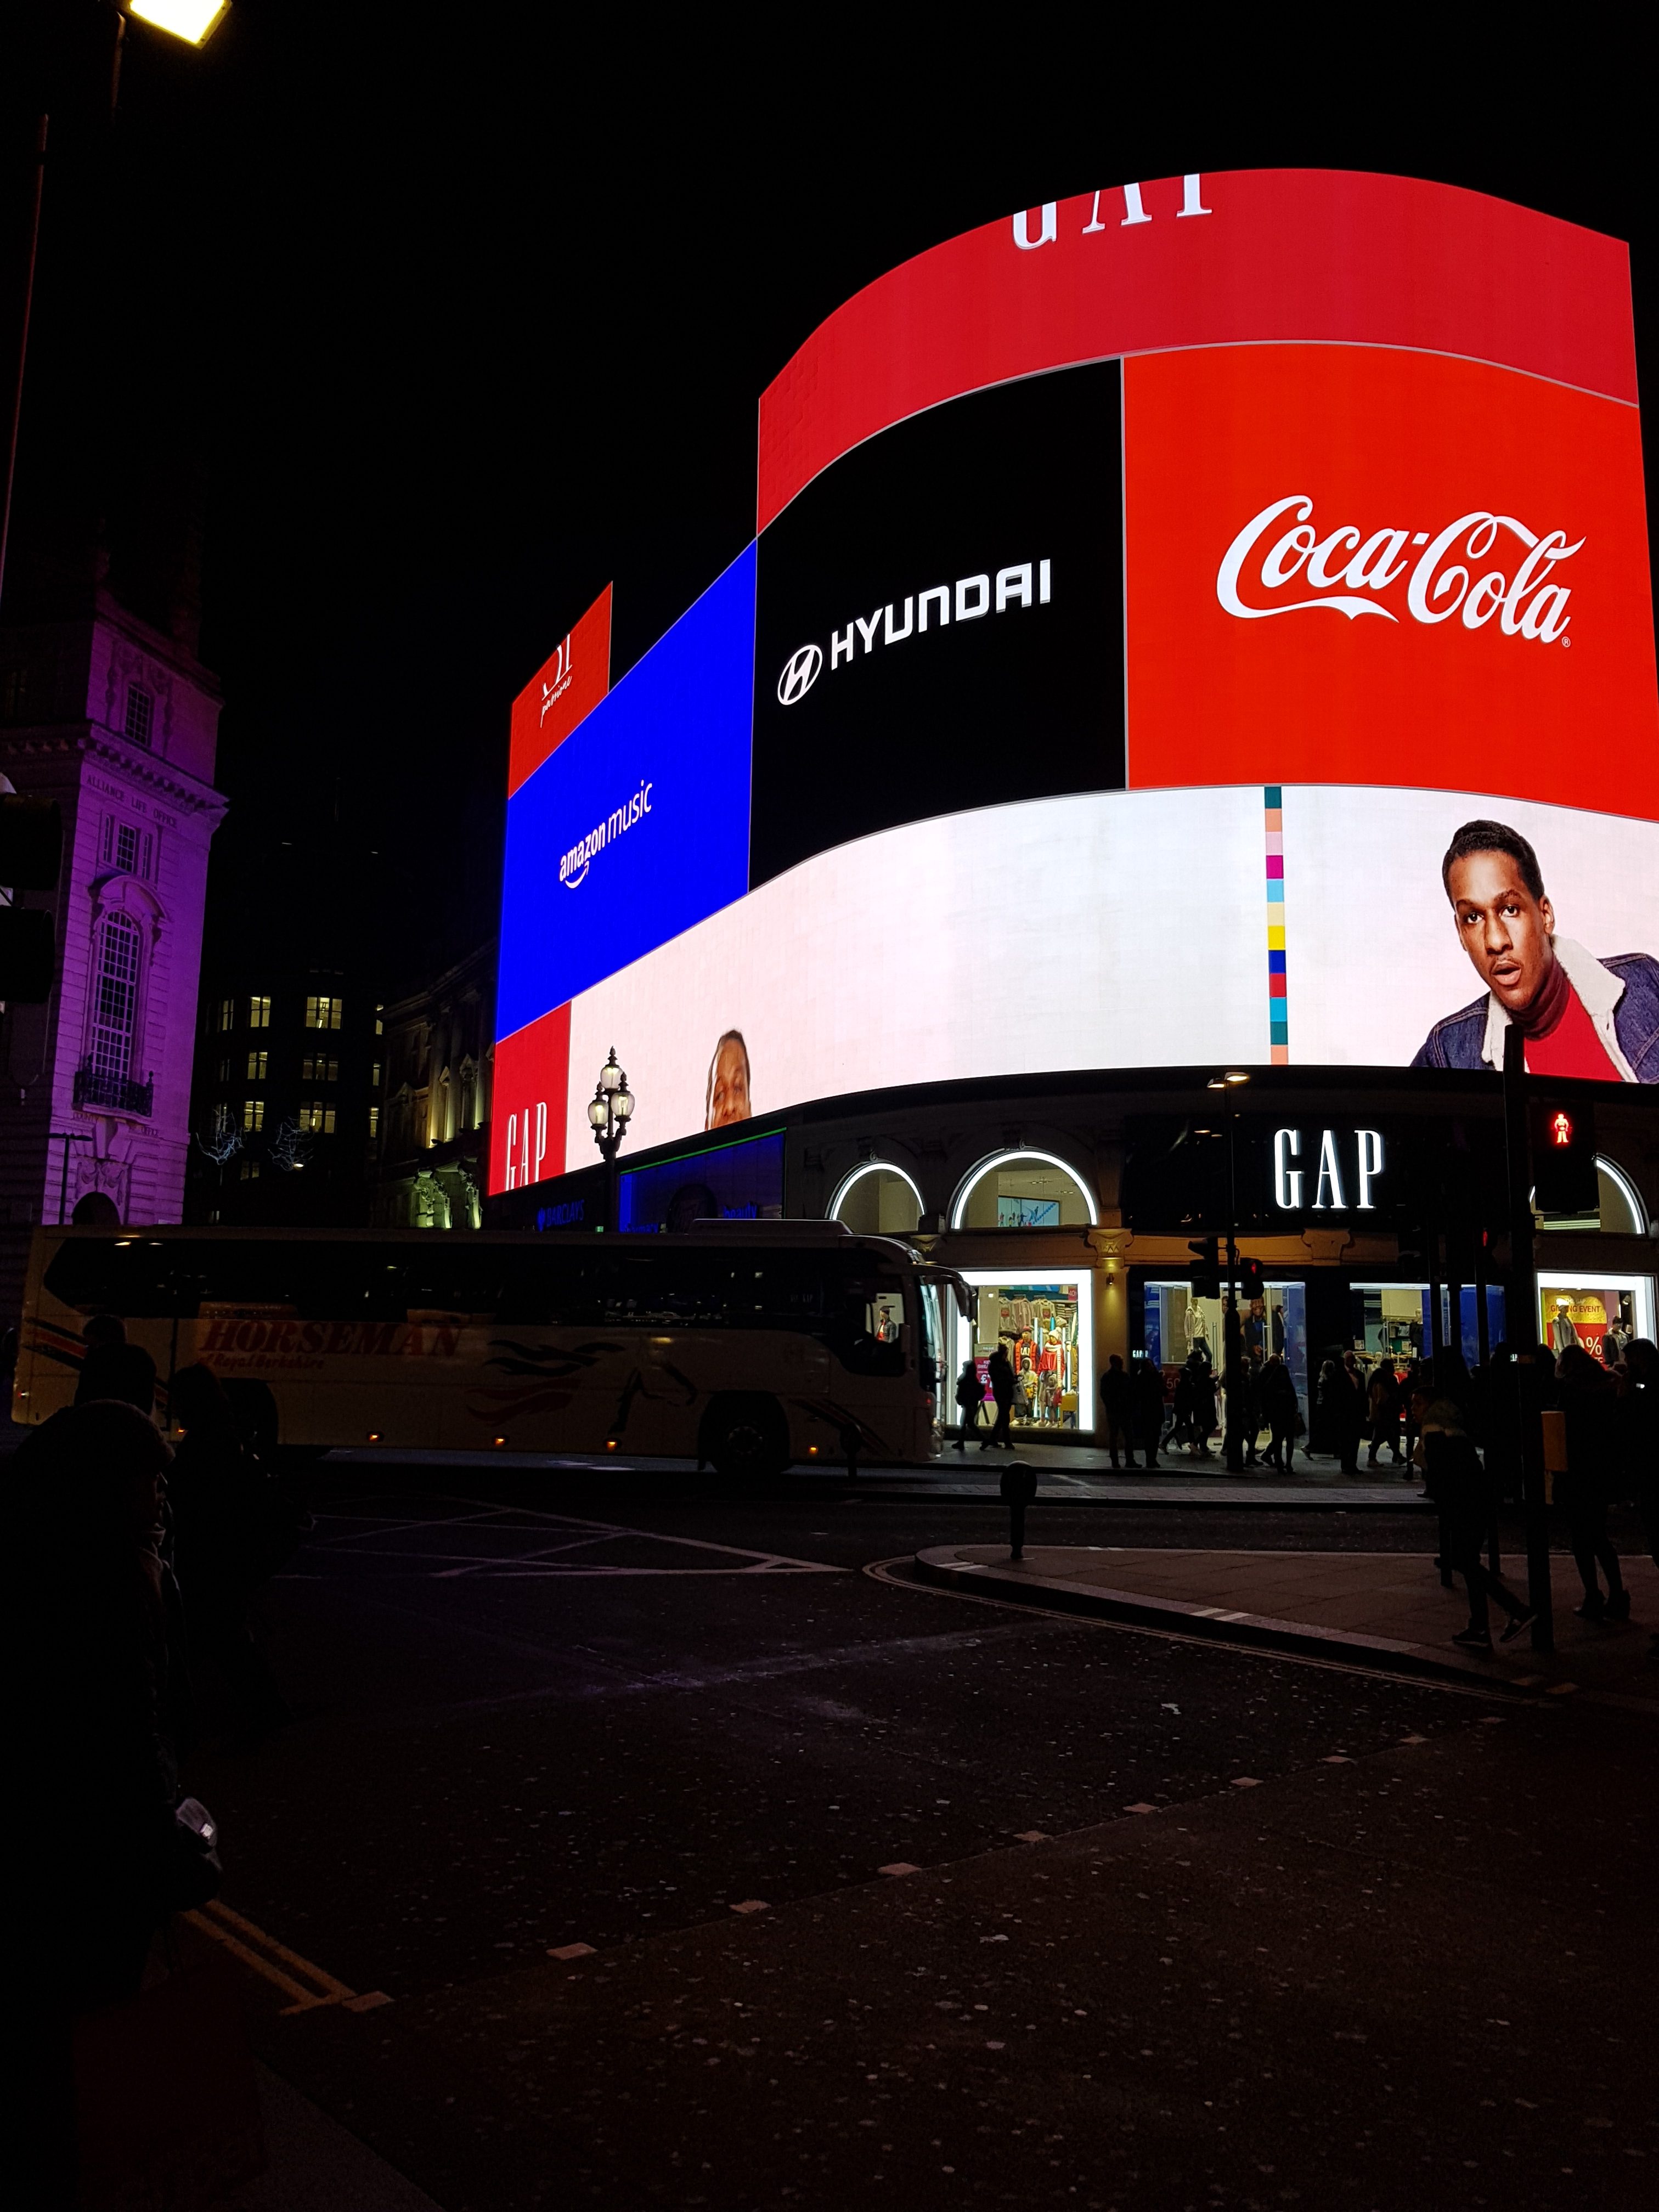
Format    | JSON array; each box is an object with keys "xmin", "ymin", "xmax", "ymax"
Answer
[{"xmin": 1217, "ymin": 497, "xmax": 1581, "ymax": 644}]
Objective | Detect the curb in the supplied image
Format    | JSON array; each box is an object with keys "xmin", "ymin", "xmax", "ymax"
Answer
[{"xmin": 911, "ymin": 1545, "xmax": 1539, "ymax": 1693}]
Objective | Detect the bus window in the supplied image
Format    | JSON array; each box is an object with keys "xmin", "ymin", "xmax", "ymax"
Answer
[{"xmin": 834, "ymin": 1280, "xmax": 906, "ymax": 1376}]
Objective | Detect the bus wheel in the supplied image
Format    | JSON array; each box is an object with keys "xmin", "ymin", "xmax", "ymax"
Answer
[{"xmin": 701, "ymin": 1394, "xmax": 789, "ymax": 1483}]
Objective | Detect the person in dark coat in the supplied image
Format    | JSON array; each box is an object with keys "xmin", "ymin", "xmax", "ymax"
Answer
[
  {"xmin": 167, "ymin": 1364, "xmax": 292, "ymax": 1735},
  {"xmin": 1132, "ymin": 1356, "xmax": 1166, "ymax": 1469},
  {"xmin": 76, "ymin": 1327, "xmax": 159, "ymax": 1417},
  {"xmin": 981, "ymin": 1342, "xmax": 1017, "ymax": 1452},
  {"xmin": 953, "ymin": 1358, "xmax": 985, "ymax": 1452},
  {"xmin": 1258, "ymin": 1355, "xmax": 1300, "ymax": 1471},
  {"xmin": 1320, "ymin": 1356, "xmax": 1365, "ymax": 1474},
  {"xmin": 1366, "ymin": 1361, "xmax": 1403, "ymax": 1466},
  {"xmin": 1554, "ymin": 1344, "xmax": 1629, "ymax": 1620},
  {"xmin": 1187, "ymin": 1355, "xmax": 1217, "ymax": 1458},
  {"xmin": 1099, "ymin": 1354, "xmax": 1133, "ymax": 1469},
  {"xmin": 1411, "ymin": 1385, "xmax": 1534, "ymax": 1650},
  {"xmin": 1618, "ymin": 1338, "xmax": 1658, "ymax": 1654}
]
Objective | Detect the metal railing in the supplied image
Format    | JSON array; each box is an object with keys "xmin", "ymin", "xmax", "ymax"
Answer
[{"xmin": 73, "ymin": 1062, "xmax": 154, "ymax": 1116}]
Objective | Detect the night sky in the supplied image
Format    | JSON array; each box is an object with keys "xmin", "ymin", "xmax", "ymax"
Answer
[{"xmin": 4, "ymin": 8, "xmax": 1655, "ymax": 994}]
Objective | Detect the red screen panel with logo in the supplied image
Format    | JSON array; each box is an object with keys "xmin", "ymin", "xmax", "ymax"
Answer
[
  {"xmin": 507, "ymin": 585, "xmax": 613, "ymax": 799},
  {"xmin": 490, "ymin": 1001, "xmax": 571, "ymax": 1195},
  {"xmin": 758, "ymin": 171, "xmax": 1637, "ymax": 532},
  {"xmin": 1122, "ymin": 343, "xmax": 1659, "ymax": 820}
]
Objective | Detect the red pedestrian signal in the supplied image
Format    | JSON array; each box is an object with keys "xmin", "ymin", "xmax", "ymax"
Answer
[{"xmin": 1549, "ymin": 1111, "xmax": 1572, "ymax": 1148}]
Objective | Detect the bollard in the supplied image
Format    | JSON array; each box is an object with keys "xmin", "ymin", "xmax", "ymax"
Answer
[{"xmin": 1000, "ymin": 1459, "xmax": 1037, "ymax": 1559}]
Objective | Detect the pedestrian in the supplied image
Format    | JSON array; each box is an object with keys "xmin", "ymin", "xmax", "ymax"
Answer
[
  {"xmin": 76, "ymin": 1318, "xmax": 159, "ymax": 1417},
  {"xmin": 1237, "ymin": 1353, "xmax": 1263, "ymax": 1469},
  {"xmin": 1257, "ymin": 1354, "xmax": 1298, "ymax": 1470},
  {"xmin": 1132, "ymin": 1355, "xmax": 1166, "ymax": 1469},
  {"xmin": 953, "ymin": 1357, "xmax": 985, "ymax": 1452},
  {"xmin": 1366, "ymin": 1359, "xmax": 1402, "ymax": 1466},
  {"xmin": 1189, "ymin": 1355, "xmax": 1217, "ymax": 1458},
  {"xmin": 166, "ymin": 1363, "xmax": 294, "ymax": 1737},
  {"xmin": 1099, "ymin": 1353, "xmax": 1133, "ymax": 1469},
  {"xmin": 1412, "ymin": 1372, "xmax": 1462, "ymax": 1587},
  {"xmin": 1554, "ymin": 1344, "xmax": 1629, "ymax": 1621},
  {"xmin": 1409, "ymin": 1386, "xmax": 1535, "ymax": 1650},
  {"xmin": 13, "ymin": 1398, "xmax": 216, "ymax": 2187},
  {"xmin": 1616, "ymin": 1338, "xmax": 1658, "ymax": 1655},
  {"xmin": 1320, "ymin": 1355, "xmax": 1364, "ymax": 1475},
  {"xmin": 982, "ymin": 1340, "xmax": 1017, "ymax": 1452}
]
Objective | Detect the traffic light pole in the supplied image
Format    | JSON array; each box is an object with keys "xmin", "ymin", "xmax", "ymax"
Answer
[
  {"xmin": 1501, "ymin": 1025, "xmax": 1553, "ymax": 1656},
  {"xmin": 1223, "ymin": 1108, "xmax": 1245, "ymax": 1472}
]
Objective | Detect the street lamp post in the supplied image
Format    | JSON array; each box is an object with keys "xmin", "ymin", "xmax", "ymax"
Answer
[{"xmin": 587, "ymin": 1047, "xmax": 634, "ymax": 1232}]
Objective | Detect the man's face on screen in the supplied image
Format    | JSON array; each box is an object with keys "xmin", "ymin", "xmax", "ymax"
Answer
[
  {"xmin": 1446, "ymin": 850, "xmax": 1557, "ymax": 1014},
  {"xmin": 708, "ymin": 1040, "xmax": 751, "ymax": 1127}
]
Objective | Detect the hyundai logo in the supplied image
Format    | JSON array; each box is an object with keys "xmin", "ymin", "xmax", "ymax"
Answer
[{"xmin": 777, "ymin": 642, "xmax": 823, "ymax": 706}]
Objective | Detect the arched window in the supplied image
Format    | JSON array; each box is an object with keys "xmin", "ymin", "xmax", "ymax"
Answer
[
  {"xmin": 1594, "ymin": 1156, "xmax": 1648, "ymax": 1236},
  {"xmin": 89, "ymin": 910, "xmax": 142, "ymax": 1092},
  {"xmin": 951, "ymin": 1149, "xmax": 1097, "ymax": 1230},
  {"xmin": 828, "ymin": 1161, "xmax": 925, "ymax": 1234}
]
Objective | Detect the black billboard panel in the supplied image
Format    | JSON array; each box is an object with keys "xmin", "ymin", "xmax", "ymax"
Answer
[{"xmin": 750, "ymin": 362, "xmax": 1123, "ymax": 888}]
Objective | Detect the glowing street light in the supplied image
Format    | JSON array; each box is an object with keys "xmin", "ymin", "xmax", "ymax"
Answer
[
  {"xmin": 588, "ymin": 1048, "xmax": 635, "ymax": 1230},
  {"xmin": 125, "ymin": 1, "xmax": 231, "ymax": 43}
]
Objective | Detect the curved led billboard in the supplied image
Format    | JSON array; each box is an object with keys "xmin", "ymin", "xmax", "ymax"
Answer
[{"xmin": 492, "ymin": 170, "xmax": 1659, "ymax": 1196}]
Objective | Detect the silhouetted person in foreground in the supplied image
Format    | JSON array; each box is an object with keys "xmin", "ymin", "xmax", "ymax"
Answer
[
  {"xmin": 1618, "ymin": 1338, "xmax": 1659, "ymax": 1655},
  {"xmin": 1258, "ymin": 1354, "xmax": 1301, "ymax": 1472},
  {"xmin": 1410, "ymin": 1384, "xmax": 1534, "ymax": 1651},
  {"xmin": 1132, "ymin": 1357, "xmax": 1166, "ymax": 1469},
  {"xmin": 1100, "ymin": 1353, "xmax": 1132, "ymax": 1469},
  {"xmin": 953, "ymin": 1358, "xmax": 984, "ymax": 1452},
  {"xmin": 76, "ymin": 1315, "xmax": 159, "ymax": 1418},
  {"xmin": 1555, "ymin": 1345, "xmax": 1629, "ymax": 1621},
  {"xmin": 982, "ymin": 1343, "xmax": 1016, "ymax": 1452},
  {"xmin": 13, "ymin": 1401, "xmax": 199, "ymax": 2186},
  {"xmin": 167, "ymin": 1364, "xmax": 293, "ymax": 1740}
]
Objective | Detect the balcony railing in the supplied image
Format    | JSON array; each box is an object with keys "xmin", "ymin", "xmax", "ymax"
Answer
[{"xmin": 74, "ymin": 1062, "xmax": 154, "ymax": 1116}]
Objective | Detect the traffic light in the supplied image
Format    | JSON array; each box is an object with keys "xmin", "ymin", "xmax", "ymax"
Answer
[
  {"xmin": 1187, "ymin": 1236, "xmax": 1220, "ymax": 1300},
  {"xmin": 1237, "ymin": 1256, "xmax": 1266, "ymax": 1302},
  {"xmin": 0, "ymin": 789, "xmax": 62, "ymax": 1005},
  {"xmin": 1530, "ymin": 1097, "xmax": 1598, "ymax": 1217}
]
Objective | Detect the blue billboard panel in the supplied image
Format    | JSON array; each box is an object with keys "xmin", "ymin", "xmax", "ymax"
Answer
[
  {"xmin": 619, "ymin": 1127, "xmax": 785, "ymax": 1234},
  {"xmin": 496, "ymin": 544, "xmax": 755, "ymax": 1041}
]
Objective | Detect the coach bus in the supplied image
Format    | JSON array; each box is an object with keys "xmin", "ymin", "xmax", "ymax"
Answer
[{"xmin": 13, "ymin": 1221, "xmax": 966, "ymax": 1477}]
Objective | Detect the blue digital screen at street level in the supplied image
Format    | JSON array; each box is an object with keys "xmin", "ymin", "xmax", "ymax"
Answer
[
  {"xmin": 619, "ymin": 1128, "xmax": 785, "ymax": 1234},
  {"xmin": 496, "ymin": 545, "xmax": 756, "ymax": 1043}
]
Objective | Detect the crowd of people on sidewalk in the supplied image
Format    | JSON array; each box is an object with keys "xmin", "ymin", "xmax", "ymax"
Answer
[{"xmin": 15, "ymin": 1318, "xmax": 305, "ymax": 2180}]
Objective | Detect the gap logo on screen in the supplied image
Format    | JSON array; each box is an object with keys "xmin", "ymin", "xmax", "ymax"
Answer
[{"xmin": 496, "ymin": 545, "xmax": 755, "ymax": 1043}]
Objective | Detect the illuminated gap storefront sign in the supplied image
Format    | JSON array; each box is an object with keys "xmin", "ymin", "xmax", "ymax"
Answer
[
  {"xmin": 496, "ymin": 544, "xmax": 756, "ymax": 1041},
  {"xmin": 1273, "ymin": 1127, "xmax": 1385, "ymax": 1212}
]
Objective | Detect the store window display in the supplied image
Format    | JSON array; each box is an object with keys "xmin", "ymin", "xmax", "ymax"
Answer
[
  {"xmin": 1538, "ymin": 1276, "xmax": 1654, "ymax": 1363},
  {"xmin": 953, "ymin": 1270, "xmax": 1096, "ymax": 1432},
  {"xmin": 1142, "ymin": 1279, "xmax": 1309, "ymax": 1440}
]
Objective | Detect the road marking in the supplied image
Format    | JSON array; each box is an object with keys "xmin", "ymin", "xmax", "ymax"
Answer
[
  {"xmin": 878, "ymin": 1863, "xmax": 920, "ymax": 1877},
  {"xmin": 183, "ymin": 1898, "xmax": 388, "ymax": 2017},
  {"xmin": 549, "ymin": 1942, "xmax": 596, "ymax": 1960},
  {"xmin": 730, "ymin": 1899, "xmax": 769, "ymax": 1915},
  {"xmin": 304, "ymin": 1498, "xmax": 846, "ymax": 1578}
]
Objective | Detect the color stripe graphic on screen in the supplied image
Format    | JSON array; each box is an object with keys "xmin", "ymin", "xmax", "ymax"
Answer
[{"xmin": 1264, "ymin": 786, "xmax": 1288, "ymax": 1064}]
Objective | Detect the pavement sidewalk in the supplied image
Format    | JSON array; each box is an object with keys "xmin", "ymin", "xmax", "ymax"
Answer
[{"xmin": 913, "ymin": 1540, "xmax": 1659, "ymax": 1699}]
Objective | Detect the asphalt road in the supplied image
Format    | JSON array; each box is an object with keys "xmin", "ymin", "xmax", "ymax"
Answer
[{"xmin": 177, "ymin": 1470, "xmax": 1657, "ymax": 2210}]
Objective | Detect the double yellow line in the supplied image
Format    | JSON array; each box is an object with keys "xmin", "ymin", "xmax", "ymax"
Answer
[{"xmin": 183, "ymin": 1898, "xmax": 391, "ymax": 2016}]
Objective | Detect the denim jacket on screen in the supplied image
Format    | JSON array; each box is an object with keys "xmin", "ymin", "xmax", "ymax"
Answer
[{"xmin": 1412, "ymin": 941, "xmax": 1659, "ymax": 1082}]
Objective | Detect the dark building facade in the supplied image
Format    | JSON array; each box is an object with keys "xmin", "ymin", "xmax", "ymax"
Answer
[{"xmin": 372, "ymin": 941, "xmax": 494, "ymax": 1231}]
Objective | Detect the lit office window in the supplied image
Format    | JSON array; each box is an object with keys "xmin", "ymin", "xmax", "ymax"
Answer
[
  {"xmin": 249, "ymin": 994, "xmax": 272, "ymax": 1029},
  {"xmin": 245, "ymin": 1049, "xmax": 268, "ymax": 1080},
  {"xmin": 242, "ymin": 1098, "xmax": 264, "ymax": 1131},
  {"xmin": 305, "ymin": 995, "xmax": 343, "ymax": 1031},
  {"xmin": 369, "ymin": 1105, "xmax": 380, "ymax": 1139},
  {"xmin": 297, "ymin": 1100, "xmax": 336, "ymax": 1135},
  {"xmin": 301, "ymin": 1053, "xmax": 339, "ymax": 1082}
]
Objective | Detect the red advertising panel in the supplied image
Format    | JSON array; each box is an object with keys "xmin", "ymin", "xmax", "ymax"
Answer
[
  {"xmin": 758, "ymin": 171, "xmax": 1637, "ymax": 530},
  {"xmin": 506, "ymin": 585, "xmax": 612, "ymax": 799},
  {"xmin": 489, "ymin": 1001, "xmax": 570, "ymax": 1195},
  {"xmin": 1122, "ymin": 345, "xmax": 1659, "ymax": 819}
]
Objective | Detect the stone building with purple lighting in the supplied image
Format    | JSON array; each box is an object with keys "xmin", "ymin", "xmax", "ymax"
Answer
[{"xmin": 0, "ymin": 583, "xmax": 225, "ymax": 1325}]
